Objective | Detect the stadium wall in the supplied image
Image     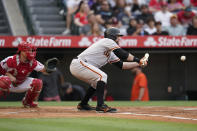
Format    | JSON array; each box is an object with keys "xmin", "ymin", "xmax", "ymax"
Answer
[{"xmin": 0, "ymin": 47, "xmax": 197, "ymax": 101}]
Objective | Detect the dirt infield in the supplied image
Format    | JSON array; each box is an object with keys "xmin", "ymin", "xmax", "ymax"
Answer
[{"xmin": 0, "ymin": 106, "xmax": 197, "ymax": 124}]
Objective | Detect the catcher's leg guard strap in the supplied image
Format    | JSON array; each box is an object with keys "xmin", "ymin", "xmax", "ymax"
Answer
[
  {"xmin": 81, "ymin": 86, "xmax": 96, "ymax": 105},
  {"xmin": 0, "ymin": 76, "xmax": 12, "ymax": 91},
  {"xmin": 24, "ymin": 79, "xmax": 43, "ymax": 104},
  {"xmin": 96, "ymin": 81, "xmax": 106, "ymax": 107}
]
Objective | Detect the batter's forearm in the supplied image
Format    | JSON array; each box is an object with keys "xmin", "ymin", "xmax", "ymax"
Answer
[
  {"xmin": 127, "ymin": 54, "xmax": 134, "ymax": 61},
  {"xmin": 122, "ymin": 62, "xmax": 139, "ymax": 70}
]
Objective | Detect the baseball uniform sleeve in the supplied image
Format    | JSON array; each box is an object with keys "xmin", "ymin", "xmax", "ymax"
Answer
[
  {"xmin": 104, "ymin": 39, "xmax": 120, "ymax": 51},
  {"xmin": 0, "ymin": 56, "xmax": 14, "ymax": 75},
  {"xmin": 108, "ymin": 52, "xmax": 120, "ymax": 64},
  {"xmin": 34, "ymin": 61, "xmax": 45, "ymax": 72},
  {"xmin": 0, "ymin": 60, "xmax": 7, "ymax": 75},
  {"xmin": 0, "ymin": 56, "xmax": 13, "ymax": 70}
]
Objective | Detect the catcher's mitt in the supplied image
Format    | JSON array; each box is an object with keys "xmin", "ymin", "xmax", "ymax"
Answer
[
  {"xmin": 0, "ymin": 76, "xmax": 11, "ymax": 90},
  {"xmin": 45, "ymin": 57, "xmax": 59, "ymax": 73}
]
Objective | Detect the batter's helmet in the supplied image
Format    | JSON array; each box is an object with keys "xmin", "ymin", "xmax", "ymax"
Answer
[{"xmin": 104, "ymin": 27, "xmax": 123, "ymax": 41}]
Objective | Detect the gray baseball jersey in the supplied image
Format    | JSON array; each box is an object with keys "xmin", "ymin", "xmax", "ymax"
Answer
[
  {"xmin": 70, "ymin": 38, "xmax": 121, "ymax": 88},
  {"xmin": 78, "ymin": 38, "xmax": 120, "ymax": 68}
]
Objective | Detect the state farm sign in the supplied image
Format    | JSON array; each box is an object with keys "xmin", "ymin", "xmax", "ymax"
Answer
[
  {"xmin": 12, "ymin": 36, "xmax": 72, "ymax": 47},
  {"xmin": 119, "ymin": 38, "xmax": 138, "ymax": 47},
  {"xmin": 144, "ymin": 36, "xmax": 197, "ymax": 47},
  {"xmin": 0, "ymin": 36, "xmax": 197, "ymax": 48}
]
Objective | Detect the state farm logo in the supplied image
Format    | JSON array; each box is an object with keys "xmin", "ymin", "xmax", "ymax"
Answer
[
  {"xmin": 78, "ymin": 37, "xmax": 92, "ymax": 47},
  {"xmin": 119, "ymin": 38, "xmax": 137, "ymax": 47},
  {"xmin": 12, "ymin": 37, "xmax": 23, "ymax": 47},
  {"xmin": 144, "ymin": 37, "xmax": 197, "ymax": 47},
  {"xmin": 144, "ymin": 37, "xmax": 157, "ymax": 47}
]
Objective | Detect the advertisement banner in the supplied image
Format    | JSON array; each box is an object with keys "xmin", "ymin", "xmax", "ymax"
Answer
[{"xmin": 0, "ymin": 36, "xmax": 197, "ymax": 48}]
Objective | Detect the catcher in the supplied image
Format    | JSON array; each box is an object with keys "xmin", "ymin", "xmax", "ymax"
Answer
[
  {"xmin": 70, "ymin": 27, "xmax": 148, "ymax": 113},
  {"xmin": 0, "ymin": 41, "xmax": 59, "ymax": 108}
]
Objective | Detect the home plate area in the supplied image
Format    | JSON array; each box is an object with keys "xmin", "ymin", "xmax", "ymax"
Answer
[{"xmin": 0, "ymin": 106, "xmax": 197, "ymax": 124}]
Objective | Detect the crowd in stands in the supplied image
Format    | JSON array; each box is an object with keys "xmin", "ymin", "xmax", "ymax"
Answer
[{"xmin": 60, "ymin": 0, "xmax": 197, "ymax": 36}]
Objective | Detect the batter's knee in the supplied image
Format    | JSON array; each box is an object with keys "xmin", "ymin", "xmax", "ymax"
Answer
[
  {"xmin": 30, "ymin": 79, "xmax": 43, "ymax": 92},
  {"xmin": 100, "ymin": 73, "xmax": 107, "ymax": 84}
]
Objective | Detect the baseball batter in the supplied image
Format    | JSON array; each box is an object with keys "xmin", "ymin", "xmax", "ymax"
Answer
[
  {"xmin": 0, "ymin": 41, "xmax": 58, "ymax": 108},
  {"xmin": 70, "ymin": 27, "xmax": 148, "ymax": 113}
]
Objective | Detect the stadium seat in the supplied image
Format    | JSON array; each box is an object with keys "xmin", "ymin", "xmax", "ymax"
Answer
[
  {"xmin": 18, "ymin": 0, "xmax": 65, "ymax": 35},
  {"xmin": 0, "ymin": 0, "xmax": 12, "ymax": 35}
]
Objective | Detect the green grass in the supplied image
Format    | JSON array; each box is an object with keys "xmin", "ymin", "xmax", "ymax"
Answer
[
  {"xmin": 0, "ymin": 117, "xmax": 196, "ymax": 131},
  {"xmin": 0, "ymin": 101, "xmax": 197, "ymax": 107},
  {"xmin": 0, "ymin": 101, "xmax": 197, "ymax": 131}
]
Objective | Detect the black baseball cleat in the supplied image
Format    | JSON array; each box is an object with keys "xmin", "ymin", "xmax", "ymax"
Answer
[
  {"xmin": 77, "ymin": 103, "xmax": 96, "ymax": 111},
  {"xmin": 96, "ymin": 104, "xmax": 117, "ymax": 113}
]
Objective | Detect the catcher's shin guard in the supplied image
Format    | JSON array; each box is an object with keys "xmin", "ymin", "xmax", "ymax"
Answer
[{"xmin": 22, "ymin": 79, "xmax": 42, "ymax": 108}]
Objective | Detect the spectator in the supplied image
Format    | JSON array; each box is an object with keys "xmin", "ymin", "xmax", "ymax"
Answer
[
  {"xmin": 96, "ymin": 0, "xmax": 114, "ymax": 26},
  {"xmin": 167, "ymin": 0, "xmax": 185, "ymax": 13},
  {"xmin": 182, "ymin": 0, "xmax": 190, "ymax": 7},
  {"xmin": 113, "ymin": 0, "xmax": 130, "ymax": 25},
  {"xmin": 187, "ymin": 16, "xmax": 197, "ymax": 35},
  {"xmin": 88, "ymin": 0, "xmax": 97, "ymax": 8},
  {"xmin": 127, "ymin": 18, "xmax": 138, "ymax": 35},
  {"xmin": 59, "ymin": 82, "xmax": 85, "ymax": 101},
  {"xmin": 177, "ymin": 7, "xmax": 196, "ymax": 27},
  {"xmin": 154, "ymin": 2, "xmax": 173, "ymax": 27},
  {"xmin": 104, "ymin": 16, "xmax": 127, "ymax": 35},
  {"xmin": 62, "ymin": 0, "xmax": 81, "ymax": 35},
  {"xmin": 107, "ymin": 0, "xmax": 116, "ymax": 8},
  {"xmin": 91, "ymin": 0, "xmax": 105, "ymax": 14},
  {"xmin": 190, "ymin": 0, "xmax": 197, "ymax": 7},
  {"xmin": 133, "ymin": 22, "xmax": 149, "ymax": 36},
  {"xmin": 90, "ymin": 22, "xmax": 103, "ymax": 36},
  {"xmin": 74, "ymin": 1, "xmax": 90, "ymax": 35},
  {"xmin": 136, "ymin": 4, "xmax": 154, "ymax": 25},
  {"xmin": 130, "ymin": 0, "xmax": 143, "ymax": 16},
  {"xmin": 149, "ymin": 0, "xmax": 167, "ymax": 13},
  {"xmin": 153, "ymin": 21, "xmax": 169, "ymax": 35},
  {"xmin": 38, "ymin": 68, "xmax": 64, "ymax": 101},
  {"xmin": 165, "ymin": 15, "xmax": 186, "ymax": 36},
  {"xmin": 81, "ymin": 11, "xmax": 102, "ymax": 36},
  {"xmin": 130, "ymin": 67, "xmax": 149, "ymax": 101},
  {"xmin": 144, "ymin": 18, "xmax": 157, "ymax": 35},
  {"xmin": 126, "ymin": 0, "xmax": 148, "ymax": 6}
]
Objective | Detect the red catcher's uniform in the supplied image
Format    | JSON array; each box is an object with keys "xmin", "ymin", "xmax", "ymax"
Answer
[{"xmin": 0, "ymin": 54, "xmax": 44, "ymax": 93}]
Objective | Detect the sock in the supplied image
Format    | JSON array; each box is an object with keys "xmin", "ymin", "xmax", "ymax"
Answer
[
  {"xmin": 81, "ymin": 86, "xmax": 96, "ymax": 105},
  {"xmin": 96, "ymin": 81, "xmax": 106, "ymax": 107}
]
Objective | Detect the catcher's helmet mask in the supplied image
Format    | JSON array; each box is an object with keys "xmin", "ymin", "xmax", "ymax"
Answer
[
  {"xmin": 17, "ymin": 41, "xmax": 37, "ymax": 61},
  {"xmin": 104, "ymin": 27, "xmax": 123, "ymax": 41}
]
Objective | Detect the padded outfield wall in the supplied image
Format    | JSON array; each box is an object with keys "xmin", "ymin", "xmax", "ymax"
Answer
[{"xmin": 0, "ymin": 36, "xmax": 197, "ymax": 100}]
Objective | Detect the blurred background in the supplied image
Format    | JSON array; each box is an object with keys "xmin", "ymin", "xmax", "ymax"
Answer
[{"xmin": 0, "ymin": 0, "xmax": 197, "ymax": 101}]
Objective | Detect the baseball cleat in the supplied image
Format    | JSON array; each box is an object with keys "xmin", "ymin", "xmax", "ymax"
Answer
[
  {"xmin": 77, "ymin": 103, "xmax": 96, "ymax": 111},
  {"xmin": 22, "ymin": 98, "xmax": 38, "ymax": 108},
  {"xmin": 96, "ymin": 104, "xmax": 117, "ymax": 113}
]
